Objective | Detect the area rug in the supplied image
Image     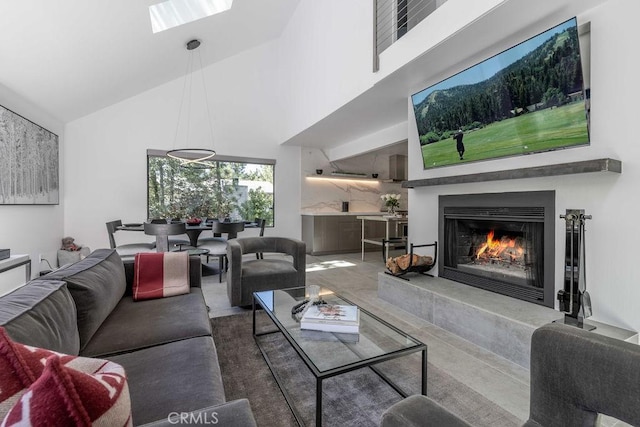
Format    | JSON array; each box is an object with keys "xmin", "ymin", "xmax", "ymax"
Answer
[{"xmin": 211, "ymin": 312, "xmax": 521, "ymax": 427}]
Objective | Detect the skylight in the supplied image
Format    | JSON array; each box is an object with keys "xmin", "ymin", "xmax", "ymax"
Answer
[{"xmin": 149, "ymin": 0, "xmax": 233, "ymax": 33}]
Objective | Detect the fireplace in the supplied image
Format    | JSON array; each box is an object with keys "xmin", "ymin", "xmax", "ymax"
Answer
[{"xmin": 438, "ymin": 191, "xmax": 555, "ymax": 307}]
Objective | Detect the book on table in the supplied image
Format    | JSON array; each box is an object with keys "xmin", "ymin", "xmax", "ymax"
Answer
[
  {"xmin": 299, "ymin": 329, "xmax": 360, "ymax": 343},
  {"xmin": 300, "ymin": 304, "xmax": 360, "ymax": 334}
]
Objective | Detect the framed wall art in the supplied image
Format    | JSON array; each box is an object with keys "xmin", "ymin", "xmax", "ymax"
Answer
[{"xmin": 0, "ymin": 104, "xmax": 59, "ymax": 205}]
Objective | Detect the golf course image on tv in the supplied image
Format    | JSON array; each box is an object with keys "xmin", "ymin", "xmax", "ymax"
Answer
[{"xmin": 412, "ymin": 17, "xmax": 589, "ymax": 169}]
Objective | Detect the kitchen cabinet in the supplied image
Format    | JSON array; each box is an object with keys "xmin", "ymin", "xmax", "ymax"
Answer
[{"xmin": 302, "ymin": 214, "xmax": 386, "ymax": 255}]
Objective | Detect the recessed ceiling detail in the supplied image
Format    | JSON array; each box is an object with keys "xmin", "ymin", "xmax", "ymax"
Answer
[{"xmin": 149, "ymin": 0, "xmax": 233, "ymax": 33}]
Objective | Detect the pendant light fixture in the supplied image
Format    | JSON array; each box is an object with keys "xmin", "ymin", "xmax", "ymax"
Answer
[{"xmin": 167, "ymin": 38, "xmax": 216, "ymax": 169}]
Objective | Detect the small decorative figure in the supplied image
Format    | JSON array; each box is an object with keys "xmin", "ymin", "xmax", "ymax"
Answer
[{"xmin": 61, "ymin": 237, "xmax": 81, "ymax": 251}]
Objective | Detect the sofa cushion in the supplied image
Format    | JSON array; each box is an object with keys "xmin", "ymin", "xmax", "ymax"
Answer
[
  {"xmin": 80, "ymin": 288, "xmax": 212, "ymax": 358},
  {"xmin": 133, "ymin": 252, "xmax": 189, "ymax": 301},
  {"xmin": 43, "ymin": 249, "xmax": 126, "ymax": 351},
  {"xmin": 108, "ymin": 336, "xmax": 225, "ymax": 425},
  {"xmin": 0, "ymin": 280, "xmax": 79, "ymax": 354},
  {"xmin": 238, "ymin": 259, "xmax": 299, "ymax": 304},
  {"xmin": 242, "ymin": 259, "xmax": 298, "ymax": 279},
  {"xmin": 2, "ymin": 355, "xmax": 131, "ymax": 426}
]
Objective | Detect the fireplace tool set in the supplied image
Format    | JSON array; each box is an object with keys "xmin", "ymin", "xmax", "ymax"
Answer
[{"xmin": 556, "ymin": 209, "xmax": 595, "ymax": 330}]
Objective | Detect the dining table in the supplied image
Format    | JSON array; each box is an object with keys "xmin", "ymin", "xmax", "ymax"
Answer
[{"xmin": 117, "ymin": 221, "xmax": 256, "ymax": 248}]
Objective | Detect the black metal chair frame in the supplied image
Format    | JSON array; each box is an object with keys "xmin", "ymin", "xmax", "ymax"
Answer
[
  {"xmin": 383, "ymin": 241, "xmax": 438, "ymax": 280},
  {"xmin": 106, "ymin": 220, "xmax": 156, "ymax": 257},
  {"xmin": 254, "ymin": 218, "xmax": 266, "ymax": 259},
  {"xmin": 106, "ymin": 220, "xmax": 124, "ymax": 249},
  {"xmin": 202, "ymin": 221, "xmax": 245, "ymax": 282}
]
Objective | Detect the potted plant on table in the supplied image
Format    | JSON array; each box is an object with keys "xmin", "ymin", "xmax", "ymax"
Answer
[{"xmin": 381, "ymin": 193, "xmax": 401, "ymax": 215}]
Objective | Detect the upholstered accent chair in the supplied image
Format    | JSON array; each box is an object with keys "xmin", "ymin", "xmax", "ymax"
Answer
[
  {"xmin": 381, "ymin": 323, "xmax": 640, "ymax": 427},
  {"xmin": 227, "ymin": 237, "xmax": 306, "ymax": 307},
  {"xmin": 105, "ymin": 220, "xmax": 155, "ymax": 259}
]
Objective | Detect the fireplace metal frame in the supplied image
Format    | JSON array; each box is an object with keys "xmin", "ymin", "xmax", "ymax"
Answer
[{"xmin": 438, "ymin": 191, "xmax": 555, "ymax": 308}]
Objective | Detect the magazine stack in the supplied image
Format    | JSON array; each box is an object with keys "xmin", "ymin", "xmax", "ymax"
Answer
[{"xmin": 300, "ymin": 304, "xmax": 360, "ymax": 334}]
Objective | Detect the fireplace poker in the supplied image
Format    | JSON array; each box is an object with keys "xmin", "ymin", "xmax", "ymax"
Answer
[
  {"xmin": 578, "ymin": 214, "xmax": 592, "ymax": 319},
  {"xmin": 558, "ymin": 210, "xmax": 593, "ymax": 330}
]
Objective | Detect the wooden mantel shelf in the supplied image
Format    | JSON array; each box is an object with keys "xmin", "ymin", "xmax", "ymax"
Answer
[{"xmin": 402, "ymin": 158, "xmax": 622, "ymax": 188}]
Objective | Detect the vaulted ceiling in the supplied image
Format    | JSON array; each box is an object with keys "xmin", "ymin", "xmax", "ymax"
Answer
[
  {"xmin": 0, "ymin": 0, "xmax": 609, "ymax": 155},
  {"xmin": 0, "ymin": 0, "xmax": 299, "ymax": 123}
]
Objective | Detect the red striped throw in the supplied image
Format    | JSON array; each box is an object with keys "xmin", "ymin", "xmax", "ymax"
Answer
[{"xmin": 133, "ymin": 252, "xmax": 190, "ymax": 301}]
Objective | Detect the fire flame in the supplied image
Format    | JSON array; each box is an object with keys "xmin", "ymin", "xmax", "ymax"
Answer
[{"xmin": 476, "ymin": 230, "xmax": 524, "ymax": 261}]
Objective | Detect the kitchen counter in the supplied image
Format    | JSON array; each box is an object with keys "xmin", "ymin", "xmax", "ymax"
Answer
[{"xmin": 302, "ymin": 213, "xmax": 388, "ymax": 255}]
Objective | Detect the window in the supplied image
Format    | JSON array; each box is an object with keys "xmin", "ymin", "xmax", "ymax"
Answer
[
  {"xmin": 149, "ymin": 0, "xmax": 234, "ymax": 34},
  {"xmin": 147, "ymin": 150, "xmax": 274, "ymax": 225}
]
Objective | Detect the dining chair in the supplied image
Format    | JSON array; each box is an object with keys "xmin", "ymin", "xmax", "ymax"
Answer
[
  {"xmin": 198, "ymin": 221, "xmax": 245, "ymax": 282},
  {"xmin": 105, "ymin": 220, "xmax": 155, "ymax": 258},
  {"xmin": 254, "ymin": 219, "xmax": 266, "ymax": 259},
  {"xmin": 143, "ymin": 222, "xmax": 187, "ymax": 252},
  {"xmin": 254, "ymin": 218, "xmax": 267, "ymax": 237},
  {"xmin": 150, "ymin": 219, "xmax": 192, "ymax": 250}
]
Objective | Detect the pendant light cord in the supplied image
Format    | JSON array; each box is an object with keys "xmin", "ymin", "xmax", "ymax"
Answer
[
  {"xmin": 172, "ymin": 49, "xmax": 193, "ymax": 150},
  {"xmin": 168, "ymin": 39, "xmax": 216, "ymax": 168},
  {"xmin": 196, "ymin": 48, "xmax": 216, "ymax": 149}
]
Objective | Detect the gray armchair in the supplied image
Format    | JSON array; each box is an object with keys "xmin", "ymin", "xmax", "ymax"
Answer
[
  {"xmin": 381, "ymin": 323, "xmax": 640, "ymax": 427},
  {"xmin": 227, "ymin": 237, "xmax": 306, "ymax": 307}
]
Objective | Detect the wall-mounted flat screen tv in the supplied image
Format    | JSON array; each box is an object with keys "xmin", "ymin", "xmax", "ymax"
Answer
[{"xmin": 411, "ymin": 17, "xmax": 589, "ymax": 169}]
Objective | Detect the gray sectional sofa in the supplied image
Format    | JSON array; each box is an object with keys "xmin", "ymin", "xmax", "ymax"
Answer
[{"xmin": 0, "ymin": 248, "xmax": 256, "ymax": 426}]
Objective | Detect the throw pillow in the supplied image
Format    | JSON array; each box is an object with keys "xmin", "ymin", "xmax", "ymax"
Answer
[
  {"xmin": 133, "ymin": 251, "xmax": 190, "ymax": 301},
  {"xmin": 2, "ymin": 355, "xmax": 131, "ymax": 426},
  {"xmin": 0, "ymin": 327, "xmax": 131, "ymax": 425},
  {"xmin": 0, "ymin": 326, "xmax": 65, "ymax": 418}
]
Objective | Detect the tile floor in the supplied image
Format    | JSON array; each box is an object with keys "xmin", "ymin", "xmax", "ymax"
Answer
[{"xmin": 200, "ymin": 251, "xmax": 626, "ymax": 427}]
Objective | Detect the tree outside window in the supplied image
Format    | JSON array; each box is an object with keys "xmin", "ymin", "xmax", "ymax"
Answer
[{"xmin": 147, "ymin": 155, "xmax": 274, "ymax": 225}]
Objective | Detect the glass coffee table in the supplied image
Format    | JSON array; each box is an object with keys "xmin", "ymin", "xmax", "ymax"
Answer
[{"xmin": 253, "ymin": 286, "xmax": 427, "ymax": 426}]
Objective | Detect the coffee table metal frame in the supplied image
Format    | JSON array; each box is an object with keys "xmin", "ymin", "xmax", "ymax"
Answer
[{"xmin": 252, "ymin": 287, "xmax": 427, "ymax": 426}]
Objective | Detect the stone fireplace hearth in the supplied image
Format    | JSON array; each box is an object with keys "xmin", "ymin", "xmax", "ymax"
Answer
[
  {"xmin": 439, "ymin": 191, "xmax": 555, "ymax": 308},
  {"xmin": 377, "ymin": 272, "xmax": 638, "ymax": 368},
  {"xmin": 378, "ymin": 272, "xmax": 563, "ymax": 367}
]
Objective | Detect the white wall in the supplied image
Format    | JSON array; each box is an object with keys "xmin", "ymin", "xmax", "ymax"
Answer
[
  {"xmin": 277, "ymin": 0, "xmax": 512, "ymax": 146},
  {"xmin": 277, "ymin": 0, "xmax": 375, "ymax": 142},
  {"xmin": 407, "ymin": 0, "xmax": 640, "ymax": 332},
  {"xmin": 0, "ymin": 84, "xmax": 65, "ymax": 285},
  {"xmin": 328, "ymin": 122, "xmax": 408, "ymax": 162},
  {"xmin": 301, "ymin": 148, "xmax": 407, "ymax": 213},
  {"xmin": 376, "ymin": 0, "xmax": 504, "ymax": 81},
  {"xmin": 64, "ymin": 41, "xmax": 302, "ymax": 252}
]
